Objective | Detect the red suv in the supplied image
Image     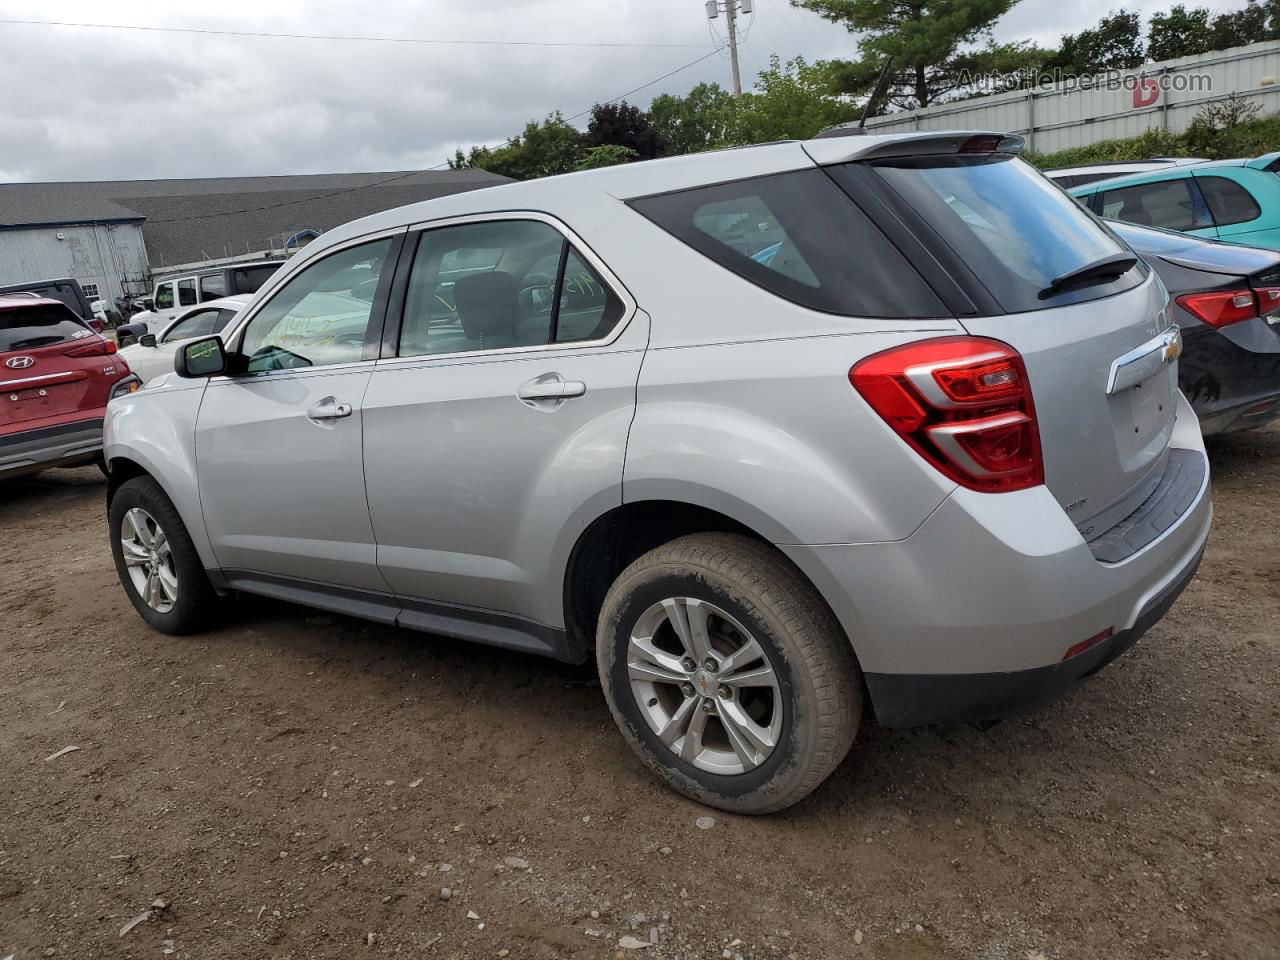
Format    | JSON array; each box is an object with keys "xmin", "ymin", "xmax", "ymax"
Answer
[{"xmin": 1, "ymin": 294, "xmax": 140, "ymax": 481}]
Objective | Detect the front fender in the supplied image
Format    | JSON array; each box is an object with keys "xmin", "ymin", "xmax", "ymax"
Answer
[{"xmin": 104, "ymin": 380, "xmax": 215, "ymax": 569}]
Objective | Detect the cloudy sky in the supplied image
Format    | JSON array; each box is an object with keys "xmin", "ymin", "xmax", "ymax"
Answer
[{"xmin": 0, "ymin": 0, "xmax": 1248, "ymax": 183}]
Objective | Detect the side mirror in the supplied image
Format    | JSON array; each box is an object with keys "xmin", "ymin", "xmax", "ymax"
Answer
[
  {"xmin": 142, "ymin": 298, "xmax": 154, "ymax": 311},
  {"xmin": 175, "ymin": 336, "xmax": 228, "ymax": 378},
  {"xmin": 139, "ymin": 333, "xmax": 157, "ymax": 348}
]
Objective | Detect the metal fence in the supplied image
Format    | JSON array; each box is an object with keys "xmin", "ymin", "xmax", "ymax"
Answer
[{"xmin": 864, "ymin": 39, "xmax": 1280, "ymax": 155}]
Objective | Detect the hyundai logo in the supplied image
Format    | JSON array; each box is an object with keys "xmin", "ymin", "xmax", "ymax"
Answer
[{"xmin": 5, "ymin": 356, "xmax": 35, "ymax": 370}]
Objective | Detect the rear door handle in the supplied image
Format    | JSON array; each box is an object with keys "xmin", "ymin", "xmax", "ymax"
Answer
[
  {"xmin": 516, "ymin": 375, "xmax": 586, "ymax": 403},
  {"xmin": 307, "ymin": 397, "xmax": 353, "ymax": 421}
]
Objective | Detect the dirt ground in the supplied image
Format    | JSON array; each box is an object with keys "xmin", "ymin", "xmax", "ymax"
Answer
[{"xmin": 1, "ymin": 429, "xmax": 1277, "ymax": 960}]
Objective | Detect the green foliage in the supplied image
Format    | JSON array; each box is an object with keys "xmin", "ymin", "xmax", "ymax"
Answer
[
  {"xmin": 1026, "ymin": 111, "xmax": 1280, "ymax": 169},
  {"xmin": 1044, "ymin": 10, "xmax": 1144, "ymax": 76},
  {"xmin": 791, "ymin": 0, "xmax": 1022, "ymax": 108},
  {"xmin": 1147, "ymin": 5, "xmax": 1211, "ymax": 61},
  {"xmin": 728, "ymin": 56, "xmax": 858, "ymax": 143},
  {"xmin": 650, "ymin": 82, "xmax": 739, "ymax": 155},
  {"xmin": 453, "ymin": 112, "xmax": 584, "ymax": 180},
  {"xmin": 575, "ymin": 144, "xmax": 639, "ymax": 170}
]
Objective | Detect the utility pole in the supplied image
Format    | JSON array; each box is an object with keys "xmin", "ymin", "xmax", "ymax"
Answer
[{"xmin": 706, "ymin": 0, "xmax": 751, "ymax": 97}]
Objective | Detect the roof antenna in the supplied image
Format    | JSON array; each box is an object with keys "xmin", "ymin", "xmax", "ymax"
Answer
[
  {"xmin": 813, "ymin": 57, "xmax": 894, "ymax": 139},
  {"xmin": 859, "ymin": 56, "xmax": 894, "ymax": 130}
]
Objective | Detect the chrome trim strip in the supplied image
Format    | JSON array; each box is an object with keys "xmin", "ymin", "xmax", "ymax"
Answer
[
  {"xmin": 1106, "ymin": 327, "xmax": 1181, "ymax": 396},
  {"xmin": 0, "ymin": 371, "xmax": 81, "ymax": 390}
]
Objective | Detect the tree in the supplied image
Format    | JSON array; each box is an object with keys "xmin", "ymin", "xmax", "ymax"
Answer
[
  {"xmin": 575, "ymin": 144, "xmax": 639, "ymax": 170},
  {"xmin": 1045, "ymin": 10, "xmax": 1144, "ymax": 76},
  {"xmin": 1207, "ymin": 0, "xmax": 1280, "ymax": 50},
  {"xmin": 584, "ymin": 101, "xmax": 667, "ymax": 160},
  {"xmin": 451, "ymin": 113, "xmax": 583, "ymax": 180},
  {"xmin": 791, "ymin": 0, "xmax": 1025, "ymax": 109},
  {"xmin": 1147, "ymin": 5, "xmax": 1210, "ymax": 62},
  {"xmin": 650, "ymin": 82, "xmax": 738, "ymax": 155},
  {"xmin": 729, "ymin": 57, "xmax": 858, "ymax": 142}
]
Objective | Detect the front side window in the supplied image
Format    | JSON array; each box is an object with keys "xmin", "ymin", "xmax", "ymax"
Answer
[
  {"xmin": 199, "ymin": 274, "xmax": 227, "ymax": 300},
  {"xmin": 178, "ymin": 278, "xmax": 197, "ymax": 307},
  {"xmin": 239, "ymin": 238, "xmax": 392, "ymax": 373},
  {"xmin": 1096, "ymin": 178, "xmax": 1211, "ymax": 232},
  {"xmin": 1197, "ymin": 175, "xmax": 1261, "ymax": 226},
  {"xmin": 398, "ymin": 220, "xmax": 566, "ymax": 358},
  {"xmin": 629, "ymin": 169, "xmax": 945, "ymax": 318},
  {"xmin": 154, "ymin": 283, "xmax": 174, "ymax": 310},
  {"xmin": 162, "ymin": 308, "xmax": 225, "ymax": 343}
]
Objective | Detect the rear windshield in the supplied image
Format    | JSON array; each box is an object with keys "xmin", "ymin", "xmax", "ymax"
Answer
[
  {"xmin": 859, "ymin": 155, "xmax": 1145, "ymax": 313},
  {"xmin": 0, "ymin": 305, "xmax": 92, "ymax": 352},
  {"xmin": 628, "ymin": 169, "xmax": 946, "ymax": 318}
]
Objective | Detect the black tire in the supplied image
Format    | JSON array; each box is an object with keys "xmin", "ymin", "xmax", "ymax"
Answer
[
  {"xmin": 109, "ymin": 475, "xmax": 217, "ymax": 635},
  {"xmin": 596, "ymin": 533, "xmax": 861, "ymax": 814}
]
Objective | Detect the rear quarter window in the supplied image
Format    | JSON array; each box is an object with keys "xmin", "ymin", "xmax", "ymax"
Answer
[
  {"xmin": 1196, "ymin": 175, "xmax": 1262, "ymax": 226},
  {"xmin": 627, "ymin": 169, "xmax": 945, "ymax": 319}
]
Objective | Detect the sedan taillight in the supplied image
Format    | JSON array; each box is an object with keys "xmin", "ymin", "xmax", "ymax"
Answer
[
  {"xmin": 1174, "ymin": 286, "xmax": 1280, "ymax": 329},
  {"xmin": 849, "ymin": 337, "xmax": 1043, "ymax": 492}
]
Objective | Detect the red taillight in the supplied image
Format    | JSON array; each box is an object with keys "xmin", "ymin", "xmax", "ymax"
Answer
[
  {"xmin": 849, "ymin": 337, "xmax": 1044, "ymax": 492},
  {"xmin": 65, "ymin": 337, "xmax": 117, "ymax": 357},
  {"xmin": 1175, "ymin": 289, "xmax": 1258, "ymax": 328},
  {"xmin": 1255, "ymin": 285, "xmax": 1280, "ymax": 314},
  {"xmin": 958, "ymin": 134, "xmax": 1002, "ymax": 154}
]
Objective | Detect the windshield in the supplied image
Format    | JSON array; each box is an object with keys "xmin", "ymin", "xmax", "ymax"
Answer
[
  {"xmin": 866, "ymin": 155, "xmax": 1145, "ymax": 313},
  {"xmin": 0, "ymin": 305, "xmax": 93, "ymax": 352}
]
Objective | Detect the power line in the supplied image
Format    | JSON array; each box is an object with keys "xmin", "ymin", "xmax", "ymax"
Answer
[
  {"xmin": 144, "ymin": 47, "xmax": 725, "ymax": 225},
  {"xmin": 0, "ymin": 17, "xmax": 708, "ymax": 49}
]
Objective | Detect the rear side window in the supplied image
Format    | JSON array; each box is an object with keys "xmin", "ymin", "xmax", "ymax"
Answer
[
  {"xmin": 862, "ymin": 155, "xmax": 1145, "ymax": 313},
  {"xmin": 0, "ymin": 305, "xmax": 92, "ymax": 351},
  {"xmin": 232, "ymin": 265, "xmax": 279, "ymax": 294},
  {"xmin": 199, "ymin": 274, "xmax": 227, "ymax": 300},
  {"xmin": 1096, "ymin": 179, "xmax": 1212, "ymax": 232},
  {"xmin": 1197, "ymin": 175, "xmax": 1261, "ymax": 226},
  {"xmin": 628, "ymin": 170, "xmax": 945, "ymax": 318}
]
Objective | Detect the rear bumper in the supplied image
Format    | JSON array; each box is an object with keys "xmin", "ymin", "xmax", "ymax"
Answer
[
  {"xmin": 1180, "ymin": 321, "xmax": 1280, "ymax": 435},
  {"xmin": 0, "ymin": 417, "xmax": 105, "ymax": 479},
  {"xmin": 863, "ymin": 542, "xmax": 1203, "ymax": 727},
  {"xmin": 781, "ymin": 396, "xmax": 1212, "ymax": 728}
]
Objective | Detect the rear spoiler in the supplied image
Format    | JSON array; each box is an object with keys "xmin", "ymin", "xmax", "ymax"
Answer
[
  {"xmin": 1245, "ymin": 151, "xmax": 1280, "ymax": 172},
  {"xmin": 803, "ymin": 130, "xmax": 1025, "ymax": 166}
]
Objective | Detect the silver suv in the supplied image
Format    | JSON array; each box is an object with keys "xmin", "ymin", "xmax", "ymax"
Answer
[{"xmin": 105, "ymin": 132, "xmax": 1212, "ymax": 813}]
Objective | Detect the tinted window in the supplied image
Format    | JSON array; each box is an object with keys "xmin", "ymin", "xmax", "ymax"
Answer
[
  {"xmin": 868, "ymin": 155, "xmax": 1143, "ymax": 313},
  {"xmin": 1096, "ymin": 179, "xmax": 1211, "ymax": 232},
  {"xmin": 1197, "ymin": 175, "xmax": 1261, "ymax": 226},
  {"xmin": 399, "ymin": 220, "xmax": 566, "ymax": 357},
  {"xmin": 629, "ymin": 169, "xmax": 944, "ymax": 318},
  {"xmin": 0, "ymin": 305, "xmax": 92, "ymax": 351},
  {"xmin": 555, "ymin": 250, "xmax": 625, "ymax": 342},
  {"xmin": 232, "ymin": 264, "xmax": 279, "ymax": 294},
  {"xmin": 162, "ymin": 308, "xmax": 224, "ymax": 343},
  {"xmin": 178, "ymin": 278, "xmax": 197, "ymax": 307},
  {"xmin": 155, "ymin": 283, "xmax": 175, "ymax": 310},
  {"xmin": 240, "ymin": 239, "xmax": 392, "ymax": 372},
  {"xmin": 199, "ymin": 274, "xmax": 227, "ymax": 300}
]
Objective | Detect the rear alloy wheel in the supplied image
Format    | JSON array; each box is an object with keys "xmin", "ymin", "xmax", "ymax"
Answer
[
  {"xmin": 598, "ymin": 533, "xmax": 861, "ymax": 814},
  {"xmin": 109, "ymin": 475, "xmax": 216, "ymax": 634}
]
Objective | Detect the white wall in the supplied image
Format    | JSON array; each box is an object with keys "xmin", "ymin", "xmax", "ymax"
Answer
[
  {"xmin": 0, "ymin": 221, "xmax": 150, "ymax": 301},
  {"xmin": 864, "ymin": 40, "xmax": 1280, "ymax": 156}
]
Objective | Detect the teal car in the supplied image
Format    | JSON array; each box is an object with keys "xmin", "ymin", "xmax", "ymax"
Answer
[{"xmin": 1070, "ymin": 153, "xmax": 1280, "ymax": 250}]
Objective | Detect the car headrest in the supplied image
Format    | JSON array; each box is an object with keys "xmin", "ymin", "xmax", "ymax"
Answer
[{"xmin": 455, "ymin": 271, "xmax": 517, "ymax": 340}]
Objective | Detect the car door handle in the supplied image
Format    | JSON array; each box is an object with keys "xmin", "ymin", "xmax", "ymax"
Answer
[
  {"xmin": 516, "ymin": 375, "xmax": 586, "ymax": 402},
  {"xmin": 307, "ymin": 397, "xmax": 353, "ymax": 421}
]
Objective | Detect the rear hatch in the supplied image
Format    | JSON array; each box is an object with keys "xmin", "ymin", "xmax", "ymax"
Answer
[
  {"xmin": 0, "ymin": 303, "xmax": 119, "ymax": 431},
  {"xmin": 821, "ymin": 140, "xmax": 1182, "ymax": 536}
]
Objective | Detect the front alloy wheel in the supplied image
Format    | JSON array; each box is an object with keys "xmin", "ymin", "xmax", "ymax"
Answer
[{"xmin": 119, "ymin": 507, "xmax": 178, "ymax": 613}]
